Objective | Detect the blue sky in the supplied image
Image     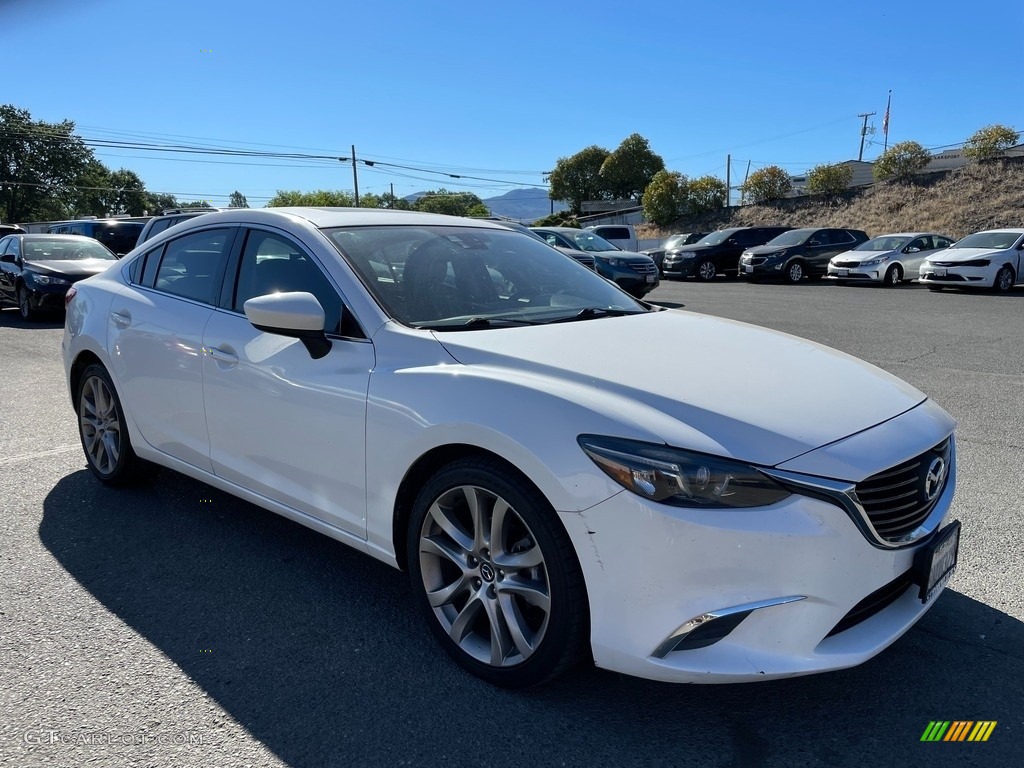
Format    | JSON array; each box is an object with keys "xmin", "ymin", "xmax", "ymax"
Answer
[{"xmin": 4, "ymin": 0, "xmax": 1021, "ymax": 207}]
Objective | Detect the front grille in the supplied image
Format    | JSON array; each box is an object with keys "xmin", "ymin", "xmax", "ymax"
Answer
[
  {"xmin": 832, "ymin": 260, "xmax": 860, "ymax": 268},
  {"xmin": 826, "ymin": 571, "xmax": 914, "ymax": 637},
  {"xmin": 930, "ymin": 261, "xmax": 959, "ymax": 267},
  {"xmin": 629, "ymin": 262, "xmax": 657, "ymax": 275},
  {"xmin": 854, "ymin": 439, "xmax": 951, "ymax": 541},
  {"xmin": 748, "ymin": 257, "xmax": 767, "ymax": 266},
  {"xmin": 923, "ymin": 272, "xmax": 967, "ymax": 281}
]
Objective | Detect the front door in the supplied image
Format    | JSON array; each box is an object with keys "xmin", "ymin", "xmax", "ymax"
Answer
[{"xmin": 202, "ymin": 227, "xmax": 372, "ymax": 537}]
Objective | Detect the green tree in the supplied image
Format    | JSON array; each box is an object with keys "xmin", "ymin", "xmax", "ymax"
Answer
[
  {"xmin": 873, "ymin": 141, "xmax": 930, "ymax": 182},
  {"xmin": 266, "ymin": 190, "xmax": 354, "ymax": 207},
  {"xmin": 963, "ymin": 124, "xmax": 1021, "ymax": 162},
  {"xmin": 356, "ymin": 192, "xmax": 411, "ymax": 210},
  {"xmin": 413, "ymin": 188, "xmax": 489, "ymax": 217},
  {"xmin": 178, "ymin": 200, "xmax": 214, "ymax": 209},
  {"xmin": 0, "ymin": 104, "xmax": 92, "ymax": 222},
  {"xmin": 229, "ymin": 190, "xmax": 249, "ymax": 208},
  {"xmin": 740, "ymin": 165, "xmax": 792, "ymax": 203},
  {"xmin": 600, "ymin": 133, "xmax": 665, "ymax": 201},
  {"xmin": 547, "ymin": 145, "xmax": 611, "ymax": 215},
  {"xmin": 145, "ymin": 192, "xmax": 178, "ymax": 214},
  {"xmin": 805, "ymin": 162, "xmax": 853, "ymax": 196},
  {"xmin": 642, "ymin": 170, "xmax": 688, "ymax": 226},
  {"xmin": 687, "ymin": 175, "xmax": 728, "ymax": 213}
]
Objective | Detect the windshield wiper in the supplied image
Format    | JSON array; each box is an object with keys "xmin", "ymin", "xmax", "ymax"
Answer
[
  {"xmin": 414, "ymin": 316, "xmax": 538, "ymax": 331},
  {"xmin": 542, "ymin": 307, "xmax": 644, "ymax": 324}
]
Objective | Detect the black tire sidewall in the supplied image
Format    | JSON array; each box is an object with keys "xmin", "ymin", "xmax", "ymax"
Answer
[
  {"xmin": 995, "ymin": 266, "xmax": 1014, "ymax": 292},
  {"xmin": 76, "ymin": 364, "xmax": 137, "ymax": 484},
  {"xmin": 406, "ymin": 458, "xmax": 584, "ymax": 688}
]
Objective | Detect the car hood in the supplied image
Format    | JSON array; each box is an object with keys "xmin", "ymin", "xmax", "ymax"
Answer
[
  {"xmin": 668, "ymin": 243, "xmax": 716, "ymax": 255},
  {"xmin": 434, "ymin": 309, "xmax": 926, "ymax": 468},
  {"xmin": 834, "ymin": 249, "xmax": 896, "ymax": 262},
  {"xmin": 591, "ymin": 251, "xmax": 652, "ymax": 262},
  {"xmin": 746, "ymin": 244, "xmax": 793, "ymax": 256},
  {"xmin": 925, "ymin": 247, "xmax": 1007, "ymax": 262},
  {"xmin": 27, "ymin": 259, "xmax": 116, "ymax": 277}
]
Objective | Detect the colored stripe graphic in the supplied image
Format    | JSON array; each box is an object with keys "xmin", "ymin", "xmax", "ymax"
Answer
[
  {"xmin": 921, "ymin": 721, "xmax": 950, "ymax": 741},
  {"xmin": 921, "ymin": 721, "xmax": 997, "ymax": 742}
]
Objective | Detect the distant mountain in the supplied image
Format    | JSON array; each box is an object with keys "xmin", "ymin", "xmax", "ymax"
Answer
[{"xmin": 402, "ymin": 188, "xmax": 567, "ymax": 223}]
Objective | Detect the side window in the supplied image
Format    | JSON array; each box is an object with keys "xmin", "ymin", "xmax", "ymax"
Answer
[
  {"xmin": 154, "ymin": 228, "xmax": 232, "ymax": 304},
  {"xmin": 810, "ymin": 231, "xmax": 831, "ymax": 246},
  {"xmin": 8, "ymin": 238, "xmax": 21, "ymax": 257},
  {"xmin": 936, "ymin": 237, "xmax": 953, "ymax": 249},
  {"xmin": 141, "ymin": 245, "xmax": 164, "ymax": 286},
  {"xmin": 600, "ymin": 227, "xmax": 628, "ymax": 240},
  {"xmin": 148, "ymin": 219, "xmax": 172, "ymax": 239},
  {"xmin": 233, "ymin": 229, "xmax": 348, "ymax": 336},
  {"xmin": 71, "ymin": 224, "xmax": 86, "ymax": 236},
  {"xmin": 906, "ymin": 237, "xmax": 929, "ymax": 252}
]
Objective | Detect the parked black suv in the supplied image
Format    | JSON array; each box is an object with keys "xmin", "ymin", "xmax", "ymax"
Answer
[
  {"xmin": 135, "ymin": 208, "xmax": 224, "ymax": 248},
  {"xmin": 740, "ymin": 228, "xmax": 870, "ymax": 283},
  {"xmin": 662, "ymin": 226, "xmax": 791, "ymax": 280},
  {"xmin": 47, "ymin": 219, "xmax": 145, "ymax": 256}
]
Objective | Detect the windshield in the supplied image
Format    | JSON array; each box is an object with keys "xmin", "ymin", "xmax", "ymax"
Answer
[
  {"xmin": 952, "ymin": 232, "xmax": 1022, "ymax": 250},
  {"xmin": 324, "ymin": 225, "xmax": 646, "ymax": 328},
  {"xmin": 93, "ymin": 223, "xmax": 145, "ymax": 254},
  {"xmin": 854, "ymin": 235, "xmax": 911, "ymax": 252},
  {"xmin": 565, "ymin": 231, "xmax": 619, "ymax": 252},
  {"xmin": 696, "ymin": 230, "xmax": 738, "ymax": 246},
  {"xmin": 766, "ymin": 229, "xmax": 815, "ymax": 247},
  {"xmin": 22, "ymin": 238, "xmax": 117, "ymax": 261}
]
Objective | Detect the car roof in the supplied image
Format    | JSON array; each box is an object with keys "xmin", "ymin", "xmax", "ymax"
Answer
[
  {"xmin": 184, "ymin": 207, "xmax": 510, "ymax": 231},
  {"xmin": 870, "ymin": 232, "xmax": 941, "ymax": 238},
  {"xmin": 16, "ymin": 233, "xmax": 100, "ymax": 242},
  {"xmin": 974, "ymin": 228, "xmax": 1024, "ymax": 234}
]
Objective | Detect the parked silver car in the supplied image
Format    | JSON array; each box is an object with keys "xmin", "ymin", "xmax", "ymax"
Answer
[{"xmin": 827, "ymin": 233, "xmax": 955, "ymax": 285}]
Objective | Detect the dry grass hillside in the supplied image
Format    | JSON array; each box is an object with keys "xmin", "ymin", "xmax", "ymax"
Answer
[{"xmin": 638, "ymin": 157, "xmax": 1024, "ymax": 240}]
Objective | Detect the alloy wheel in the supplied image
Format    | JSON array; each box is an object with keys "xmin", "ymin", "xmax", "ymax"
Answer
[
  {"xmin": 995, "ymin": 266, "xmax": 1014, "ymax": 292},
  {"xmin": 697, "ymin": 260, "xmax": 716, "ymax": 281},
  {"xmin": 886, "ymin": 264, "xmax": 903, "ymax": 286},
  {"xmin": 18, "ymin": 287, "xmax": 31, "ymax": 320},
  {"xmin": 79, "ymin": 375, "xmax": 122, "ymax": 476},
  {"xmin": 787, "ymin": 262, "xmax": 803, "ymax": 283},
  {"xmin": 418, "ymin": 484, "xmax": 551, "ymax": 668}
]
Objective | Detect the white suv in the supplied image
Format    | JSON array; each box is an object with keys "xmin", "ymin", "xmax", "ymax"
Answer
[{"xmin": 919, "ymin": 228, "xmax": 1024, "ymax": 292}]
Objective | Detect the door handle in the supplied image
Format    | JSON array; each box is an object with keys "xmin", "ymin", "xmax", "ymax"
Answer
[
  {"xmin": 205, "ymin": 346, "xmax": 238, "ymax": 365},
  {"xmin": 111, "ymin": 310, "xmax": 131, "ymax": 328}
]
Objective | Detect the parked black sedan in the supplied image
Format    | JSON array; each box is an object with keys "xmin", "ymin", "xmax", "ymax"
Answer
[
  {"xmin": 739, "ymin": 228, "xmax": 869, "ymax": 283},
  {"xmin": 0, "ymin": 234, "xmax": 117, "ymax": 320}
]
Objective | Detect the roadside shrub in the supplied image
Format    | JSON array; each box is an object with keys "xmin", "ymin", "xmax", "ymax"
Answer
[
  {"xmin": 740, "ymin": 166, "xmax": 792, "ymax": 204},
  {"xmin": 805, "ymin": 163, "xmax": 853, "ymax": 196},
  {"xmin": 687, "ymin": 175, "xmax": 728, "ymax": 213},
  {"xmin": 963, "ymin": 124, "xmax": 1020, "ymax": 162},
  {"xmin": 873, "ymin": 141, "xmax": 930, "ymax": 182},
  {"xmin": 642, "ymin": 171, "xmax": 688, "ymax": 226}
]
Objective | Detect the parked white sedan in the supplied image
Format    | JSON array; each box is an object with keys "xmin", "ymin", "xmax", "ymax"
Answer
[
  {"xmin": 63, "ymin": 208, "xmax": 960, "ymax": 688},
  {"xmin": 827, "ymin": 232, "xmax": 955, "ymax": 285},
  {"xmin": 919, "ymin": 228, "xmax": 1024, "ymax": 292}
]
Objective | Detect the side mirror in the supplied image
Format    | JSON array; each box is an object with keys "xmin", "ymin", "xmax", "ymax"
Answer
[
  {"xmin": 0, "ymin": 253, "xmax": 16, "ymax": 264},
  {"xmin": 905, "ymin": 246, "xmax": 920, "ymax": 253},
  {"xmin": 726, "ymin": 238, "xmax": 737, "ymax": 245},
  {"xmin": 808, "ymin": 240, "xmax": 821, "ymax": 246},
  {"xmin": 244, "ymin": 291, "xmax": 332, "ymax": 360}
]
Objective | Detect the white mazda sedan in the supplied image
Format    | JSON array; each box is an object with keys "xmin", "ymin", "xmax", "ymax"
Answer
[{"xmin": 63, "ymin": 208, "xmax": 960, "ymax": 688}]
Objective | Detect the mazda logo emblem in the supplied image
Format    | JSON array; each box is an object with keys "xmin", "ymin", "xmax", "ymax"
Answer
[
  {"xmin": 924, "ymin": 457, "xmax": 946, "ymax": 502},
  {"xmin": 480, "ymin": 563, "xmax": 495, "ymax": 582}
]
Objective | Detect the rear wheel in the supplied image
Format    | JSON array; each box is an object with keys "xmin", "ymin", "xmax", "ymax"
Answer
[
  {"xmin": 408, "ymin": 457, "xmax": 587, "ymax": 688},
  {"xmin": 884, "ymin": 264, "xmax": 903, "ymax": 286},
  {"xmin": 696, "ymin": 259, "xmax": 717, "ymax": 281},
  {"xmin": 76, "ymin": 364, "xmax": 154, "ymax": 485},
  {"xmin": 994, "ymin": 265, "xmax": 1015, "ymax": 292},
  {"xmin": 785, "ymin": 261, "xmax": 805, "ymax": 283}
]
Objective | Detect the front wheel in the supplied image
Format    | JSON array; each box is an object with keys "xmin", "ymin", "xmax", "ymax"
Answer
[
  {"xmin": 785, "ymin": 261, "xmax": 805, "ymax": 283},
  {"xmin": 76, "ymin": 364, "xmax": 154, "ymax": 485},
  {"xmin": 696, "ymin": 259, "xmax": 717, "ymax": 281},
  {"xmin": 17, "ymin": 285, "xmax": 36, "ymax": 321},
  {"xmin": 994, "ymin": 265, "xmax": 1015, "ymax": 292},
  {"xmin": 408, "ymin": 457, "xmax": 587, "ymax": 688},
  {"xmin": 884, "ymin": 264, "xmax": 903, "ymax": 286}
]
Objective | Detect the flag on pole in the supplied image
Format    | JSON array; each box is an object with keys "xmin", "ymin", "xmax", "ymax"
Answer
[{"xmin": 883, "ymin": 91, "xmax": 891, "ymax": 137}]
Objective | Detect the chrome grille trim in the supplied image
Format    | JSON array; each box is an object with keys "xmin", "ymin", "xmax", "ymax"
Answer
[
  {"xmin": 762, "ymin": 436, "xmax": 956, "ymax": 549},
  {"xmin": 629, "ymin": 262, "xmax": 658, "ymax": 275}
]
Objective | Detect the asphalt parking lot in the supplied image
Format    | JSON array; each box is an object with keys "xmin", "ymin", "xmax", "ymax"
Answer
[{"xmin": 1, "ymin": 278, "xmax": 1022, "ymax": 768}]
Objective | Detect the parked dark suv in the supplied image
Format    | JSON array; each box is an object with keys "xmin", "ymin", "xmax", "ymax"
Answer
[
  {"xmin": 740, "ymin": 228, "xmax": 870, "ymax": 283},
  {"xmin": 662, "ymin": 226, "xmax": 791, "ymax": 280},
  {"xmin": 135, "ymin": 208, "xmax": 224, "ymax": 248},
  {"xmin": 47, "ymin": 219, "xmax": 145, "ymax": 257}
]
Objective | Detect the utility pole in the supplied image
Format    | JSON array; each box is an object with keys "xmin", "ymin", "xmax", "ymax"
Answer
[
  {"xmin": 741, "ymin": 160, "xmax": 751, "ymax": 205},
  {"xmin": 857, "ymin": 112, "xmax": 876, "ymax": 162},
  {"xmin": 351, "ymin": 145, "xmax": 360, "ymax": 207},
  {"xmin": 725, "ymin": 154, "xmax": 730, "ymax": 207},
  {"xmin": 389, "ymin": 182, "xmax": 394, "ymax": 208}
]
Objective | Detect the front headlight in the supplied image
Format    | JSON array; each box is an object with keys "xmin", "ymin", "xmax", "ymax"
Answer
[
  {"xmin": 31, "ymin": 273, "xmax": 70, "ymax": 286},
  {"xmin": 606, "ymin": 257, "xmax": 625, "ymax": 266},
  {"xmin": 579, "ymin": 435, "xmax": 791, "ymax": 509},
  {"xmin": 679, "ymin": 252, "xmax": 697, "ymax": 259},
  {"xmin": 861, "ymin": 255, "xmax": 890, "ymax": 266}
]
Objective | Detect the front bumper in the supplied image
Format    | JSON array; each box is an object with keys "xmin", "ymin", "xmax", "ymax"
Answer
[
  {"xmin": 25, "ymin": 282, "xmax": 72, "ymax": 311},
  {"xmin": 598, "ymin": 266, "xmax": 659, "ymax": 296},
  {"xmin": 662, "ymin": 257, "xmax": 696, "ymax": 278},
  {"xmin": 918, "ymin": 264, "xmax": 995, "ymax": 287},
  {"xmin": 559, "ymin": 441, "xmax": 957, "ymax": 683},
  {"xmin": 738, "ymin": 259, "xmax": 784, "ymax": 278}
]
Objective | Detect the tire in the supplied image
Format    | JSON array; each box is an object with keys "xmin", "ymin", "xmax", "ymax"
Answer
[
  {"xmin": 407, "ymin": 457, "xmax": 587, "ymax": 688},
  {"xmin": 76, "ymin": 364, "xmax": 155, "ymax": 485},
  {"xmin": 928, "ymin": 287, "xmax": 944, "ymax": 292},
  {"xmin": 696, "ymin": 259, "xmax": 717, "ymax": 281},
  {"xmin": 884, "ymin": 264, "xmax": 903, "ymax": 286},
  {"xmin": 784, "ymin": 261, "xmax": 805, "ymax": 284},
  {"xmin": 994, "ymin": 265, "xmax": 1015, "ymax": 292},
  {"xmin": 17, "ymin": 285, "xmax": 37, "ymax": 321}
]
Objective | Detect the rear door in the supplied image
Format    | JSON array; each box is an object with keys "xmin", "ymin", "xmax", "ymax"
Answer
[{"xmin": 0, "ymin": 237, "xmax": 17, "ymax": 301}]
